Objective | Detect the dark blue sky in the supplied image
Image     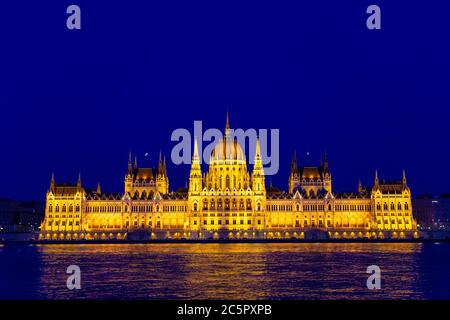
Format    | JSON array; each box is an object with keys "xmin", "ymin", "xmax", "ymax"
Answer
[{"xmin": 1, "ymin": 0, "xmax": 449, "ymax": 200}]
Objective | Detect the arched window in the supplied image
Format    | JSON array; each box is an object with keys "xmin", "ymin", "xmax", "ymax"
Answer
[
  {"xmin": 376, "ymin": 204, "xmax": 381, "ymax": 210},
  {"xmin": 193, "ymin": 203, "xmax": 198, "ymax": 211},
  {"xmin": 69, "ymin": 205, "xmax": 73, "ymax": 212},
  {"xmin": 405, "ymin": 202, "xmax": 409, "ymax": 210},
  {"xmin": 390, "ymin": 203, "xmax": 395, "ymax": 210},
  {"xmin": 48, "ymin": 205, "xmax": 53, "ymax": 213},
  {"xmin": 226, "ymin": 175, "xmax": 230, "ymax": 189},
  {"xmin": 62, "ymin": 205, "xmax": 66, "ymax": 212},
  {"xmin": 328, "ymin": 204, "xmax": 332, "ymax": 211},
  {"xmin": 398, "ymin": 203, "xmax": 402, "ymax": 210},
  {"xmin": 246, "ymin": 199, "xmax": 252, "ymax": 210},
  {"xmin": 383, "ymin": 203, "xmax": 388, "ymax": 210},
  {"xmin": 75, "ymin": 205, "xmax": 80, "ymax": 212}
]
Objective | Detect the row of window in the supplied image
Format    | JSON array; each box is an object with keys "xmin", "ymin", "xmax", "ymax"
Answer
[
  {"xmin": 48, "ymin": 201, "xmax": 411, "ymax": 214},
  {"xmin": 376, "ymin": 203, "xmax": 409, "ymax": 211},
  {"xmin": 47, "ymin": 221, "xmax": 80, "ymax": 226},
  {"xmin": 202, "ymin": 219, "xmax": 260, "ymax": 225},
  {"xmin": 48, "ymin": 204, "xmax": 80, "ymax": 213},
  {"xmin": 47, "ymin": 214, "xmax": 80, "ymax": 219},
  {"xmin": 377, "ymin": 219, "xmax": 411, "ymax": 225}
]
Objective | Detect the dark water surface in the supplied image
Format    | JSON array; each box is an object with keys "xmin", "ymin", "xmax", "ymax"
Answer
[{"xmin": 0, "ymin": 243, "xmax": 449, "ymax": 299}]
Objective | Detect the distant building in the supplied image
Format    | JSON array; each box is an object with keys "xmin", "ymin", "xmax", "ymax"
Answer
[
  {"xmin": 0, "ymin": 199, "xmax": 44, "ymax": 233},
  {"xmin": 413, "ymin": 194, "xmax": 450, "ymax": 230},
  {"xmin": 39, "ymin": 114, "xmax": 418, "ymax": 241}
]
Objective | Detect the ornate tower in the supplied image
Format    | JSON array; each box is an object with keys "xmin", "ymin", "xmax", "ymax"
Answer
[
  {"xmin": 189, "ymin": 139, "xmax": 203, "ymax": 195},
  {"xmin": 252, "ymin": 138, "xmax": 266, "ymax": 213},
  {"xmin": 124, "ymin": 152, "xmax": 134, "ymax": 194},
  {"xmin": 252, "ymin": 139, "xmax": 265, "ymax": 194},
  {"xmin": 156, "ymin": 152, "xmax": 169, "ymax": 194},
  {"xmin": 288, "ymin": 151, "xmax": 300, "ymax": 193},
  {"xmin": 322, "ymin": 153, "xmax": 332, "ymax": 193}
]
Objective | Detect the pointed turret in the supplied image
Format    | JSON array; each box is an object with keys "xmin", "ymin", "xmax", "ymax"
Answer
[
  {"xmin": 358, "ymin": 178, "xmax": 363, "ymax": 193},
  {"xmin": 134, "ymin": 155, "xmax": 138, "ymax": 169},
  {"xmin": 97, "ymin": 182, "xmax": 102, "ymax": 194},
  {"xmin": 76, "ymin": 172, "xmax": 82, "ymax": 192},
  {"xmin": 322, "ymin": 151, "xmax": 332, "ymax": 193},
  {"xmin": 402, "ymin": 170, "xmax": 409, "ymax": 192},
  {"xmin": 127, "ymin": 151, "xmax": 133, "ymax": 175},
  {"xmin": 253, "ymin": 139, "xmax": 263, "ymax": 173},
  {"xmin": 252, "ymin": 138, "xmax": 265, "ymax": 194},
  {"xmin": 189, "ymin": 138, "xmax": 202, "ymax": 194},
  {"xmin": 372, "ymin": 170, "xmax": 380, "ymax": 192},
  {"xmin": 158, "ymin": 151, "xmax": 164, "ymax": 175},
  {"xmin": 50, "ymin": 173, "xmax": 55, "ymax": 193},
  {"xmin": 323, "ymin": 151, "xmax": 329, "ymax": 174},
  {"xmin": 224, "ymin": 112, "xmax": 231, "ymax": 139},
  {"xmin": 156, "ymin": 151, "xmax": 169, "ymax": 194},
  {"xmin": 163, "ymin": 155, "xmax": 167, "ymax": 177},
  {"xmin": 191, "ymin": 138, "xmax": 201, "ymax": 172},
  {"xmin": 288, "ymin": 151, "xmax": 300, "ymax": 194},
  {"xmin": 77, "ymin": 172, "xmax": 82, "ymax": 187}
]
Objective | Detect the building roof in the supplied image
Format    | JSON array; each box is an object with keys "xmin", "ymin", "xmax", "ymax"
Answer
[
  {"xmin": 301, "ymin": 167, "xmax": 322, "ymax": 179},
  {"xmin": 133, "ymin": 168, "xmax": 157, "ymax": 181}
]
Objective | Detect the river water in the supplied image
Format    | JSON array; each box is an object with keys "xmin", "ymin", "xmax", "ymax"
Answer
[{"xmin": 0, "ymin": 243, "xmax": 449, "ymax": 299}]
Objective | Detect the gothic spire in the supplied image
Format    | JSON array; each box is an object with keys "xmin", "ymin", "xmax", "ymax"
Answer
[
  {"xmin": 77, "ymin": 172, "xmax": 82, "ymax": 188},
  {"xmin": 158, "ymin": 150, "xmax": 163, "ymax": 174},
  {"xmin": 224, "ymin": 112, "xmax": 231, "ymax": 139},
  {"xmin": 50, "ymin": 172, "xmax": 55, "ymax": 193},
  {"xmin": 128, "ymin": 151, "xmax": 133, "ymax": 174},
  {"xmin": 163, "ymin": 155, "xmax": 167, "ymax": 176},
  {"xmin": 290, "ymin": 150, "xmax": 298, "ymax": 174},
  {"xmin": 253, "ymin": 138, "xmax": 264, "ymax": 174},
  {"xmin": 323, "ymin": 151, "xmax": 329, "ymax": 173},
  {"xmin": 192, "ymin": 138, "xmax": 200, "ymax": 166}
]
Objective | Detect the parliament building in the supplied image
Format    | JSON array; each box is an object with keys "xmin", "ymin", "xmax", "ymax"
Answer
[{"xmin": 39, "ymin": 115, "xmax": 418, "ymax": 240}]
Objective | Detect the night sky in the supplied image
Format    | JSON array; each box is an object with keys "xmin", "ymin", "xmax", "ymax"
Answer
[{"xmin": 1, "ymin": 0, "xmax": 449, "ymax": 200}]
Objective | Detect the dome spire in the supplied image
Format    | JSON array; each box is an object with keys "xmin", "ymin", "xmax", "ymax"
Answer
[{"xmin": 225, "ymin": 112, "xmax": 231, "ymax": 139}]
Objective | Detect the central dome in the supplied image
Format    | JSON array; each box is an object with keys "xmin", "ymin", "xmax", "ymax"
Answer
[
  {"xmin": 211, "ymin": 138, "xmax": 246, "ymax": 162},
  {"xmin": 209, "ymin": 113, "xmax": 246, "ymax": 164}
]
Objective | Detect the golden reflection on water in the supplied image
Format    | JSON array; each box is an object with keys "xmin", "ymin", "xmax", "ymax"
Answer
[{"xmin": 27, "ymin": 243, "xmax": 427, "ymax": 299}]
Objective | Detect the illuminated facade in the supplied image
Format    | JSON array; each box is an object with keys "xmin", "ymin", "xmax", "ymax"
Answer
[{"xmin": 40, "ymin": 116, "xmax": 418, "ymax": 240}]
